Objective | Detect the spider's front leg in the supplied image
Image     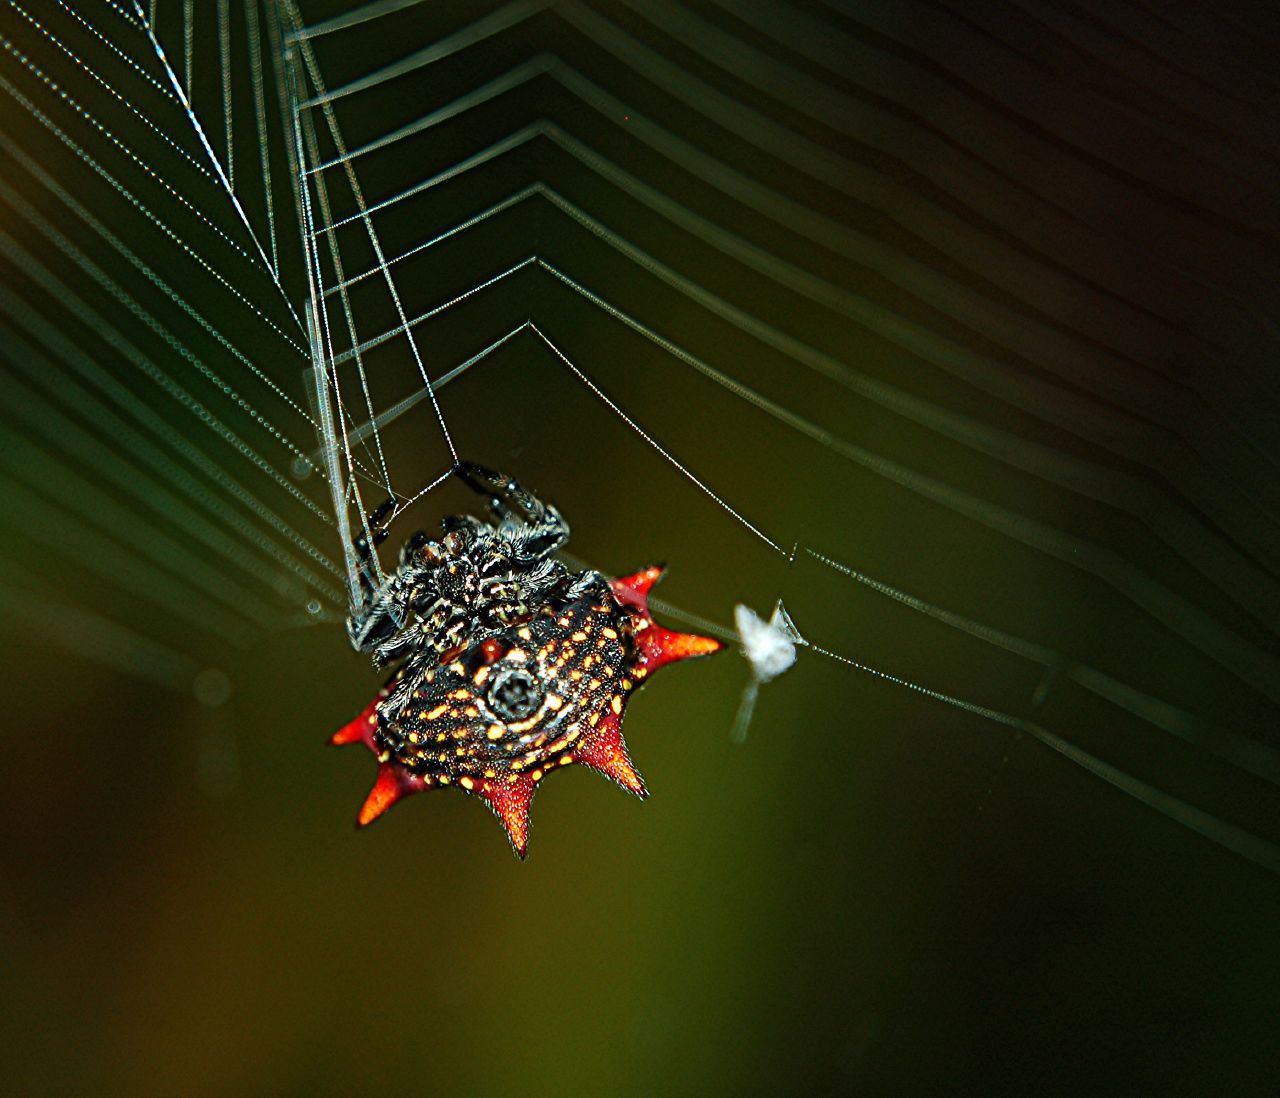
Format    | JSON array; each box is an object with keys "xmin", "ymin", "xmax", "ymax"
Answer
[
  {"xmin": 454, "ymin": 461, "xmax": 569, "ymax": 564},
  {"xmin": 346, "ymin": 496, "xmax": 404, "ymax": 654},
  {"xmin": 350, "ymin": 497, "xmax": 396, "ymax": 594}
]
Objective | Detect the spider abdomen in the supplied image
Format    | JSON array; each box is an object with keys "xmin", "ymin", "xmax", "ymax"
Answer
[{"xmin": 377, "ymin": 578, "xmax": 632, "ymax": 784}]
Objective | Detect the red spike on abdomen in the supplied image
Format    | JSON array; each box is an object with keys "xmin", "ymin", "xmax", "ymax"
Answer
[
  {"xmin": 330, "ymin": 698, "xmax": 378, "ymax": 747},
  {"xmin": 611, "ymin": 564, "xmax": 665, "ymax": 609},
  {"xmin": 357, "ymin": 763, "xmax": 433, "ymax": 827},
  {"xmin": 475, "ymin": 774, "xmax": 538, "ymax": 858},
  {"xmin": 576, "ymin": 712, "xmax": 648, "ymax": 798},
  {"xmin": 636, "ymin": 624, "xmax": 724, "ymax": 672},
  {"xmin": 357, "ymin": 765, "xmax": 404, "ymax": 827}
]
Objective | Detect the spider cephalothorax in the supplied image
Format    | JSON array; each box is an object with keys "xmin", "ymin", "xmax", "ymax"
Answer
[
  {"xmin": 345, "ymin": 464, "xmax": 572, "ymax": 683},
  {"xmin": 331, "ymin": 462, "xmax": 722, "ymax": 856}
]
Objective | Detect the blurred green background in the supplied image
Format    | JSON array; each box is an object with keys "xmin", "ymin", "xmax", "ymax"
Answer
[{"xmin": 2, "ymin": 2, "xmax": 1280, "ymax": 1094}]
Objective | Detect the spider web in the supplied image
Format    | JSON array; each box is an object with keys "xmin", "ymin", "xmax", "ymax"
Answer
[{"xmin": 1, "ymin": 1, "xmax": 1279, "ymax": 872}]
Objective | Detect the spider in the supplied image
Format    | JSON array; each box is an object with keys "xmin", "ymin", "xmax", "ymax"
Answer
[{"xmin": 330, "ymin": 462, "xmax": 723, "ymax": 857}]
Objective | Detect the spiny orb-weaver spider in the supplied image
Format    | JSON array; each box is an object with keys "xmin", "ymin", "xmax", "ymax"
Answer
[{"xmin": 330, "ymin": 462, "xmax": 723, "ymax": 857}]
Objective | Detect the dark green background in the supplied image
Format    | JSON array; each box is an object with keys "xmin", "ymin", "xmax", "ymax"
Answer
[{"xmin": 2, "ymin": 2, "xmax": 1279, "ymax": 1094}]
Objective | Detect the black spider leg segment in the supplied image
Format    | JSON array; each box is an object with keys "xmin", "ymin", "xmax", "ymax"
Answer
[
  {"xmin": 352, "ymin": 496, "xmax": 396, "ymax": 597},
  {"xmin": 453, "ymin": 461, "xmax": 570, "ymax": 564},
  {"xmin": 346, "ymin": 496, "xmax": 409, "ymax": 652}
]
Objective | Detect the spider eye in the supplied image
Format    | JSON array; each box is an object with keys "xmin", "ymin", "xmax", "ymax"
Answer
[{"xmin": 486, "ymin": 668, "xmax": 543, "ymax": 721}]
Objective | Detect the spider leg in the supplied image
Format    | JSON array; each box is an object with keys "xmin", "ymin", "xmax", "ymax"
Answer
[
  {"xmin": 454, "ymin": 461, "xmax": 569, "ymax": 563},
  {"xmin": 371, "ymin": 627, "xmax": 420, "ymax": 667},
  {"xmin": 352, "ymin": 496, "xmax": 396, "ymax": 568},
  {"xmin": 347, "ymin": 580, "xmax": 405, "ymax": 653},
  {"xmin": 350, "ymin": 496, "xmax": 397, "ymax": 600},
  {"xmin": 454, "ymin": 462, "xmax": 545, "ymax": 525},
  {"xmin": 347, "ymin": 496, "xmax": 404, "ymax": 650}
]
